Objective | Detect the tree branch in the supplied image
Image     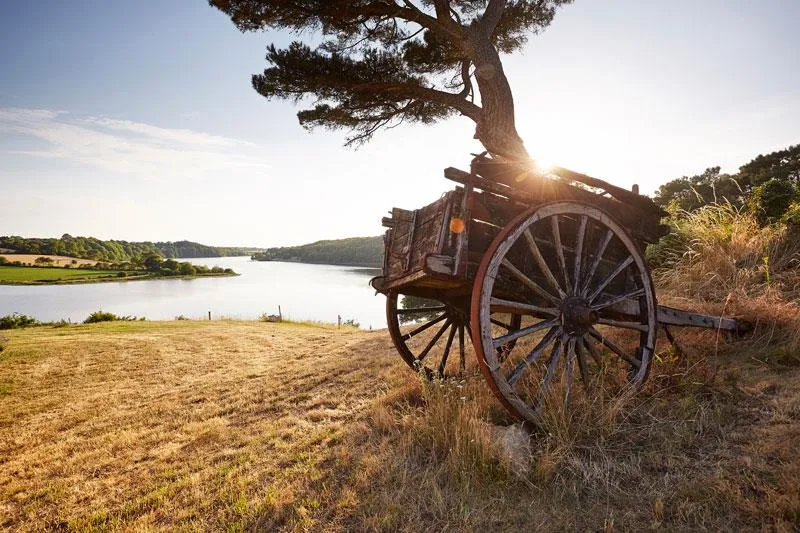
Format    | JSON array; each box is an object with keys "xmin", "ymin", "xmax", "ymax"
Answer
[
  {"xmin": 480, "ymin": 0, "xmax": 507, "ymax": 35},
  {"xmin": 457, "ymin": 60, "xmax": 472, "ymax": 98},
  {"xmin": 386, "ymin": 1, "xmax": 462, "ymax": 41},
  {"xmin": 349, "ymin": 81, "xmax": 482, "ymax": 121}
]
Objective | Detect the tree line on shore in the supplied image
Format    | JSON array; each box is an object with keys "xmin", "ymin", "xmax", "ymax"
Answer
[
  {"xmin": 654, "ymin": 144, "xmax": 799, "ymax": 224},
  {"xmin": 251, "ymin": 236, "xmax": 384, "ymax": 267},
  {"xmin": 0, "ymin": 235, "xmax": 261, "ymax": 263}
]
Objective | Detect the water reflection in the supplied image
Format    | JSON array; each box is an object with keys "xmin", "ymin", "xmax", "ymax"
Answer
[{"xmin": 0, "ymin": 257, "xmax": 388, "ymax": 329}]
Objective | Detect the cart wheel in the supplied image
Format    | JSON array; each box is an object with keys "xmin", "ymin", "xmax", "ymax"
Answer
[
  {"xmin": 471, "ymin": 202, "xmax": 657, "ymax": 425},
  {"xmin": 387, "ymin": 291, "xmax": 521, "ymax": 379}
]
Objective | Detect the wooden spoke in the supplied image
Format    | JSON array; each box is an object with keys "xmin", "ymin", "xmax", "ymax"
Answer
[
  {"xmin": 397, "ymin": 306, "xmax": 447, "ymax": 314},
  {"xmin": 550, "ymin": 215, "xmax": 571, "ymax": 291},
  {"xmin": 523, "ymin": 229, "xmax": 565, "ymax": 297},
  {"xmin": 490, "ymin": 297, "xmax": 559, "ymax": 317},
  {"xmin": 587, "ymin": 256, "xmax": 634, "ymax": 303},
  {"xmin": 506, "ymin": 327, "xmax": 560, "ymax": 388},
  {"xmin": 584, "ymin": 336, "xmax": 625, "ymax": 389},
  {"xmin": 575, "ymin": 338, "xmax": 591, "ymax": 387},
  {"xmin": 573, "ymin": 215, "xmax": 588, "ymax": 295},
  {"xmin": 458, "ymin": 324, "xmax": 466, "ymax": 373},
  {"xmin": 533, "ymin": 337, "xmax": 563, "ymax": 410},
  {"xmin": 501, "ymin": 258, "xmax": 559, "ymax": 304},
  {"xmin": 564, "ymin": 337, "xmax": 576, "ymax": 403},
  {"xmin": 581, "ymin": 228, "xmax": 614, "ymax": 296},
  {"xmin": 596, "ymin": 318, "xmax": 650, "ymax": 332},
  {"xmin": 438, "ymin": 324, "xmax": 457, "ymax": 376},
  {"xmin": 589, "ymin": 327, "xmax": 641, "ymax": 368},
  {"xmin": 583, "ymin": 337, "xmax": 603, "ymax": 366},
  {"xmin": 401, "ymin": 313, "xmax": 447, "ymax": 341},
  {"xmin": 491, "ymin": 318, "xmax": 513, "ymax": 330},
  {"xmin": 417, "ymin": 319, "xmax": 452, "ymax": 361},
  {"xmin": 492, "ymin": 317, "xmax": 560, "ymax": 349},
  {"xmin": 591, "ymin": 288, "xmax": 645, "ymax": 311}
]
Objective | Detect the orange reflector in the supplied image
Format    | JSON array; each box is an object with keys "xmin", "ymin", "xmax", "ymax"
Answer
[{"xmin": 450, "ymin": 217, "xmax": 465, "ymax": 234}]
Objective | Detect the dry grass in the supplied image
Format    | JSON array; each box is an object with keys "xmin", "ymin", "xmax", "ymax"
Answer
[
  {"xmin": 0, "ymin": 254, "xmax": 97, "ymax": 267},
  {"xmin": 1, "ymin": 316, "xmax": 798, "ymax": 531},
  {"xmin": 652, "ymin": 205, "xmax": 800, "ymax": 302}
]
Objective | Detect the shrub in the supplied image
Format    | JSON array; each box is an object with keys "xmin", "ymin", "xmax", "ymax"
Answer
[
  {"xmin": 342, "ymin": 318, "xmax": 360, "ymax": 328},
  {"xmin": 0, "ymin": 313, "xmax": 39, "ymax": 330},
  {"xmin": 747, "ymin": 178, "xmax": 797, "ymax": 224},
  {"xmin": 83, "ymin": 311, "xmax": 140, "ymax": 324}
]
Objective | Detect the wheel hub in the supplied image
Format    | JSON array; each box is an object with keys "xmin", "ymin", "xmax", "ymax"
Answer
[{"xmin": 559, "ymin": 296, "xmax": 598, "ymax": 335}]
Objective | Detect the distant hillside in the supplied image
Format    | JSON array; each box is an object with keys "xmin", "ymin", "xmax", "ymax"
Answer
[
  {"xmin": 153, "ymin": 240, "xmax": 261, "ymax": 259},
  {"xmin": 0, "ymin": 235, "xmax": 262, "ymax": 263},
  {"xmin": 252, "ymin": 236, "xmax": 383, "ymax": 267}
]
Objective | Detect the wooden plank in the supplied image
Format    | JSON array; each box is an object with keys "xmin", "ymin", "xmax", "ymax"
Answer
[
  {"xmin": 444, "ymin": 167, "xmax": 669, "ymax": 244},
  {"xmin": 656, "ymin": 305, "xmax": 747, "ymax": 332},
  {"xmin": 603, "ymin": 300, "xmax": 747, "ymax": 332},
  {"xmin": 470, "ymin": 155, "xmax": 667, "ymax": 218}
]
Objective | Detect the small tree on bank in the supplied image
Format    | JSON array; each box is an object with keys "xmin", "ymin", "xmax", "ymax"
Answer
[{"xmin": 210, "ymin": 0, "xmax": 572, "ymax": 161}]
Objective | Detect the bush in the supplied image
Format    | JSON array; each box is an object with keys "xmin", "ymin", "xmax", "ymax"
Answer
[
  {"xmin": 0, "ymin": 313, "xmax": 39, "ymax": 330},
  {"xmin": 747, "ymin": 178, "xmax": 797, "ymax": 224},
  {"xmin": 83, "ymin": 311, "xmax": 141, "ymax": 324}
]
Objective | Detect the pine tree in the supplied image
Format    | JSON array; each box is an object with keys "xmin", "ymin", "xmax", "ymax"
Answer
[{"xmin": 210, "ymin": 0, "xmax": 572, "ymax": 161}]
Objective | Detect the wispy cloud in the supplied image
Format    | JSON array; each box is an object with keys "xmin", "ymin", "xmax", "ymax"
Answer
[{"xmin": 0, "ymin": 107, "xmax": 269, "ymax": 180}]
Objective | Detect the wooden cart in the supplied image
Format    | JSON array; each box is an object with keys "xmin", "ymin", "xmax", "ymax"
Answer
[{"xmin": 371, "ymin": 154, "xmax": 745, "ymax": 425}]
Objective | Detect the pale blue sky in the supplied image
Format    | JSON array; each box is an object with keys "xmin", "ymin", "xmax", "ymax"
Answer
[{"xmin": 1, "ymin": 0, "xmax": 798, "ymax": 246}]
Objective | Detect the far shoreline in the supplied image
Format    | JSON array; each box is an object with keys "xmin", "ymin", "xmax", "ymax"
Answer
[{"xmin": 0, "ymin": 271, "xmax": 239, "ymax": 287}]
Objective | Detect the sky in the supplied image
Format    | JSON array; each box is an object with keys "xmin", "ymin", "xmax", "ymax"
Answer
[{"xmin": 1, "ymin": 0, "xmax": 798, "ymax": 247}]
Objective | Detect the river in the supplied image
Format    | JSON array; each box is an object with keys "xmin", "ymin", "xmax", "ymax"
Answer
[{"xmin": 0, "ymin": 256, "xmax": 388, "ymax": 329}]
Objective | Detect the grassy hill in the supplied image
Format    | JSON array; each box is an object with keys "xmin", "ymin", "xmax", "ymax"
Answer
[
  {"xmin": 252, "ymin": 236, "xmax": 383, "ymax": 267},
  {"xmin": 1, "ymin": 318, "xmax": 797, "ymax": 530}
]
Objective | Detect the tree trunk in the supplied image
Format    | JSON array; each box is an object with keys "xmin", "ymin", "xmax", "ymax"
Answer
[{"xmin": 467, "ymin": 27, "xmax": 529, "ymax": 162}]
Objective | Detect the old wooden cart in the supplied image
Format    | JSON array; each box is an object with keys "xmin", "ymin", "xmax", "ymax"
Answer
[{"xmin": 371, "ymin": 154, "xmax": 745, "ymax": 425}]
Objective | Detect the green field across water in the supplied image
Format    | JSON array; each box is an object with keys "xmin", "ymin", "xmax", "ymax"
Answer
[{"xmin": 0, "ymin": 265, "xmax": 127, "ymax": 283}]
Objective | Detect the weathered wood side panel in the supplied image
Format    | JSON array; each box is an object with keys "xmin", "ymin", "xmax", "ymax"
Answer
[
  {"xmin": 444, "ymin": 167, "xmax": 669, "ymax": 244},
  {"xmin": 382, "ymin": 190, "xmax": 465, "ymax": 289}
]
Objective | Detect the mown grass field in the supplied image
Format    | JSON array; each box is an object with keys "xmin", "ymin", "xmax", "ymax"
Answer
[
  {"xmin": 0, "ymin": 265, "xmax": 124, "ymax": 283},
  {"xmin": 0, "ymin": 254, "xmax": 97, "ymax": 267},
  {"xmin": 0, "ymin": 318, "xmax": 798, "ymax": 531}
]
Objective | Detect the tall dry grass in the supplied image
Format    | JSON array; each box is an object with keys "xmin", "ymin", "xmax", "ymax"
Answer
[
  {"xmin": 651, "ymin": 203, "xmax": 800, "ymax": 303},
  {"xmin": 650, "ymin": 203, "xmax": 800, "ymax": 366},
  {"xmin": 349, "ymin": 336, "xmax": 800, "ymax": 531}
]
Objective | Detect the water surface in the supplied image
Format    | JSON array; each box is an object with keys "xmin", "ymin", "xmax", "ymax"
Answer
[{"xmin": 0, "ymin": 257, "xmax": 387, "ymax": 328}]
